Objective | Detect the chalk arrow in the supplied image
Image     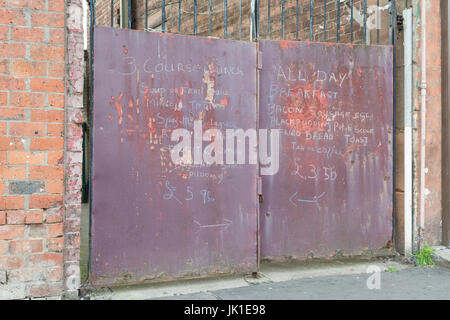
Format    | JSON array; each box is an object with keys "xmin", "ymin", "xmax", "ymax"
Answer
[
  {"xmin": 289, "ymin": 192, "xmax": 326, "ymax": 210},
  {"xmin": 193, "ymin": 219, "xmax": 232, "ymax": 233}
]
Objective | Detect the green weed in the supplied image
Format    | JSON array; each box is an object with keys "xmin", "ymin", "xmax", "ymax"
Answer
[{"xmin": 413, "ymin": 245, "xmax": 435, "ymax": 266}]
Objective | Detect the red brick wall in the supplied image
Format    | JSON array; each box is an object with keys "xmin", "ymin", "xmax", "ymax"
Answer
[{"xmin": 0, "ymin": 0, "xmax": 83, "ymax": 299}]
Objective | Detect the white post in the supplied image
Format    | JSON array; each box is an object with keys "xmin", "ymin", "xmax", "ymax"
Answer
[{"xmin": 404, "ymin": 8, "xmax": 413, "ymax": 255}]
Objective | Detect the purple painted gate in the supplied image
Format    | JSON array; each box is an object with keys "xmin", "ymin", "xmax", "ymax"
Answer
[
  {"xmin": 90, "ymin": 27, "xmax": 258, "ymax": 286},
  {"xmin": 258, "ymin": 40, "xmax": 393, "ymax": 260}
]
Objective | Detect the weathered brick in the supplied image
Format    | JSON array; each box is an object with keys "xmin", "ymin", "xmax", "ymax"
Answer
[
  {"xmin": 7, "ymin": 267, "xmax": 44, "ymax": 282},
  {"xmin": 28, "ymin": 252, "xmax": 63, "ymax": 267},
  {"xmin": 30, "ymin": 78, "xmax": 64, "ymax": 93},
  {"xmin": 0, "ymin": 92, "xmax": 7, "ymax": 105},
  {"xmin": 46, "ymin": 180, "xmax": 63, "ymax": 194},
  {"xmin": 49, "ymin": 29, "xmax": 65, "ymax": 44},
  {"xmin": 65, "ymin": 232, "xmax": 80, "ymax": 247},
  {"xmin": 0, "ymin": 166, "xmax": 27, "ymax": 179},
  {"xmin": 30, "ymin": 109, "xmax": 64, "ymax": 122},
  {"xmin": 31, "ymin": 12, "xmax": 65, "ymax": 28},
  {"xmin": 29, "ymin": 283, "xmax": 63, "ymax": 297},
  {"xmin": 47, "ymin": 151, "xmax": 64, "ymax": 165},
  {"xmin": 47, "ymin": 123, "xmax": 64, "ymax": 137},
  {"xmin": 12, "ymin": 60, "xmax": 47, "ymax": 77},
  {"xmin": 0, "ymin": 196, "xmax": 25, "ymax": 210},
  {"xmin": 29, "ymin": 195, "xmax": 63, "ymax": 209},
  {"xmin": 6, "ymin": 210, "xmax": 25, "ymax": 224},
  {"xmin": 48, "ymin": 62, "xmax": 64, "ymax": 77},
  {"xmin": 29, "ymin": 166, "xmax": 64, "ymax": 180},
  {"xmin": 0, "ymin": 43, "xmax": 26, "ymax": 58},
  {"xmin": 48, "ymin": 0, "xmax": 65, "ymax": 12},
  {"xmin": 47, "ymin": 94, "xmax": 64, "ymax": 108},
  {"xmin": 44, "ymin": 207, "xmax": 63, "ymax": 223},
  {"xmin": 47, "ymin": 222, "xmax": 63, "ymax": 237},
  {"xmin": 67, "ymin": 137, "xmax": 82, "ymax": 151},
  {"xmin": 0, "ymin": 225, "xmax": 24, "ymax": 239},
  {"xmin": 0, "ymin": 240, "xmax": 6, "ymax": 254},
  {"xmin": 0, "ymin": 8, "xmax": 26, "ymax": 25},
  {"xmin": 66, "ymin": 152, "xmax": 82, "ymax": 164},
  {"xmin": 45, "ymin": 266, "xmax": 63, "ymax": 282},
  {"xmin": 30, "ymin": 44, "xmax": 65, "ymax": 62},
  {"xmin": 0, "ymin": 26, "xmax": 8, "ymax": 40},
  {"xmin": 9, "ymin": 122, "xmax": 45, "ymax": 136},
  {"xmin": 0, "ymin": 58, "xmax": 9, "ymax": 74},
  {"xmin": 8, "ymin": 239, "xmax": 43, "ymax": 254},
  {"xmin": 9, "ymin": 181, "xmax": 44, "ymax": 195},
  {"xmin": 10, "ymin": 92, "xmax": 46, "ymax": 108},
  {"xmin": 8, "ymin": 151, "xmax": 45, "ymax": 165},
  {"xmin": 30, "ymin": 137, "xmax": 64, "ymax": 151},
  {"xmin": 0, "ymin": 137, "xmax": 24, "ymax": 150},
  {"xmin": 0, "ymin": 255, "xmax": 24, "ymax": 269},
  {"xmin": 9, "ymin": 0, "xmax": 47, "ymax": 10},
  {"xmin": 0, "ymin": 211, "xmax": 5, "ymax": 225},
  {"xmin": 24, "ymin": 209, "xmax": 44, "ymax": 224},
  {"xmin": 11, "ymin": 27, "xmax": 46, "ymax": 42},
  {"xmin": 0, "ymin": 76, "xmax": 26, "ymax": 91},
  {"xmin": 46, "ymin": 237, "xmax": 63, "ymax": 252},
  {"xmin": 0, "ymin": 108, "xmax": 25, "ymax": 121}
]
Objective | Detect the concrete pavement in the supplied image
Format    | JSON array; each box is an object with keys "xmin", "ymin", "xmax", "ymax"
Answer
[{"xmin": 83, "ymin": 258, "xmax": 450, "ymax": 300}]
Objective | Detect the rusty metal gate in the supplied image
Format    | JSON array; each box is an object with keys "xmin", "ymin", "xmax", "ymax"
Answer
[
  {"xmin": 86, "ymin": 0, "xmax": 400, "ymax": 286},
  {"xmin": 90, "ymin": 27, "xmax": 258, "ymax": 286},
  {"xmin": 258, "ymin": 40, "xmax": 393, "ymax": 260}
]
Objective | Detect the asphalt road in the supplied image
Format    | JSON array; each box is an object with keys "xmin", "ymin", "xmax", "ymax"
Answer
[{"xmin": 155, "ymin": 265, "xmax": 450, "ymax": 300}]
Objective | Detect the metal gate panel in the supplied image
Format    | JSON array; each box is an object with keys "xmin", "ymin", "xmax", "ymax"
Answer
[
  {"xmin": 259, "ymin": 40, "xmax": 393, "ymax": 259},
  {"xmin": 90, "ymin": 27, "xmax": 258, "ymax": 286}
]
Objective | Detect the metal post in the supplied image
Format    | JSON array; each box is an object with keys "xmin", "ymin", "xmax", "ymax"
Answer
[
  {"xmin": 145, "ymin": 0, "xmax": 148, "ymax": 30},
  {"xmin": 209, "ymin": 0, "xmax": 213, "ymax": 36},
  {"xmin": 323, "ymin": 0, "xmax": 326, "ymax": 41},
  {"xmin": 162, "ymin": 0, "xmax": 166, "ymax": 32},
  {"xmin": 224, "ymin": 0, "xmax": 228, "ymax": 38},
  {"xmin": 256, "ymin": 0, "xmax": 259, "ymax": 40},
  {"xmin": 377, "ymin": 0, "xmax": 380, "ymax": 44},
  {"xmin": 128, "ymin": 0, "xmax": 131, "ymax": 29},
  {"xmin": 350, "ymin": 0, "xmax": 354, "ymax": 43},
  {"xmin": 268, "ymin": 0, "xmax": 271, "ymax": 38},
  {"xmin": 111, "ymin": 0, "xmax": 114, "ymax": 27},
  {"xmin": 310, "ymin": 0, "xmax": 313, "ymax": 41},
  {"xmin": 282, "ymin": 0, "xmax": 285, "ymax": 39},
  {"xmin": 88, "ymin": 0, "xmax": 96, "ymax": 276},
  {"xmin": 363, "ymin": 0, "xmax": 367, "ymax": 43},
  {"xmin": 239, "ymin": 0, "xmax": 242, "ymax": 39},
  {"xmin": 337, "ymin": 0, "xmax": 340, "ymax": 42},
  {"xmin": 442, "ymin": 0, "xmax": 450, "ymax": 247},
  {"xmin": 391, "ymin": 0, "xmax": 398, "ymax": 247},
  {"xmin": 194, "ymin": 0, "xmax": 197, "ymax": 35},
  {"xmin": 296, "ymin": 0, "xmax": 299, "ymax": 40},
  {"xmin": 178, "ymin": 0, "xmax": 181, "ymax": 33}
]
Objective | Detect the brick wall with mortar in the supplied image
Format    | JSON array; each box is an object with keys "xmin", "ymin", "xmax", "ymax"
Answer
[{"xmin": 0, "ymin": 0, "xmax": 84, "ymax": 299}]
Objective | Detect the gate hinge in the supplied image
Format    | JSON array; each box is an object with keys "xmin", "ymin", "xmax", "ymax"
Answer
[
  {"xmin": 397, "ymin": 13, "xmax": 404, "ymax": 31},
  {"xmin": 257, "ymin": 51, "xmax": 262, "ymax": 70},
  {"xmin": 258, "ymin": 176, "xmax": 263, "ymax": 203}
]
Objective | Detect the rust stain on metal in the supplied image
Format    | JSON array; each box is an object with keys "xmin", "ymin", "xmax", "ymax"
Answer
[
  {"xmin": 90, "ymin": 27, "xmax": 258, "ymax": 286},
  {"xmin": 259, "ymin": 40, "xmax": 393, "ymax": 260}
]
